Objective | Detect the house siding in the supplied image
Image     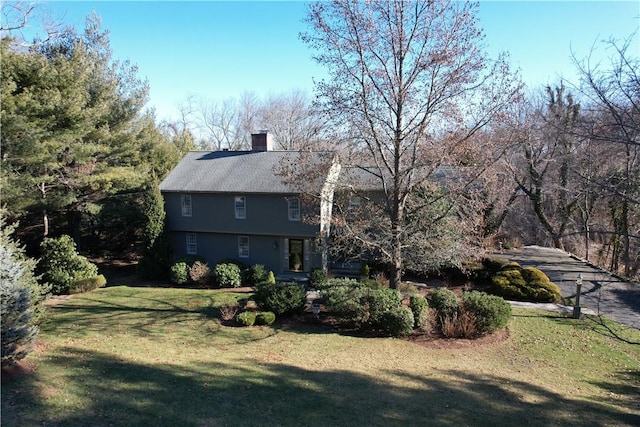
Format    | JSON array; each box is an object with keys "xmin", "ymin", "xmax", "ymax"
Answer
[
  {"xmin": 164, "ymin": 192, "xmax": 323, "ymax": 274},
  {"xmin": 163, "ymin": 192, "xmax": 319, "ymax": 236}
]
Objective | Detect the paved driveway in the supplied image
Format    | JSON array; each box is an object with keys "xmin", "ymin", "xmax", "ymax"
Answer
[{"xmin": 502, "ymin": 246, "xmax": 640, "ymax": 330}]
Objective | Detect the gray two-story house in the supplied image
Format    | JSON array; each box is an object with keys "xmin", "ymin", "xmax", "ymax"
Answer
[{"xmin": 159, "ymin": 132, "xmax": 340, "ymax": 276}]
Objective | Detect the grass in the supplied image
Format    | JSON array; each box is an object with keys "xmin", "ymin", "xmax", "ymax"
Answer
[{"xmin": 2, "ymin": 285, "xmax": 639, "ymax": 426}]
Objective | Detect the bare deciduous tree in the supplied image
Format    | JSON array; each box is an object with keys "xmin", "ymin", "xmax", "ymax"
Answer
[
  {"xmin": 571, "ymin": 34, "xmax": 640, "ymax": 277},
  {"xmin": 301, "ymin": 0, "xmax": 521, "ymax": 287}
]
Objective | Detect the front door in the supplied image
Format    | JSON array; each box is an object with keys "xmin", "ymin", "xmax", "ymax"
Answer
[{"xmin": 288, "ymin": 239, "xmax": 304, "ymax": 271}]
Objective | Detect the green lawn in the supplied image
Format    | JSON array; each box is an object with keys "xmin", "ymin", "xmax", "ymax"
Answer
[{"xmin": 2, "ymin": 286, "xmax": 639, "ymax": 426}]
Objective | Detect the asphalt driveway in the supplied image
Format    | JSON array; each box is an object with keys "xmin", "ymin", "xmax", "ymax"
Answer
[{"xmin": 502, "ymin": 246, "xmax": 640, "ymax": 330}]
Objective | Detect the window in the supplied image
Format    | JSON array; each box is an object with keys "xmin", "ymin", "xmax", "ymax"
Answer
[
  {"xmin": 186, "ymin": 233, "xmax": 197, "ymax": 255},
  {"xmin": 238, "ymin": 236, "xmax": 249, "ymax": 258},
  {"xmin": 181, "ymin": 194, "xmax": 192, "ymax": 217},
  {"xmin": 288, "ymin": 198, "xmax": 301, "ymax": 221},
  {"xmin": 235, "ymin": 196, "xmax": 246, "ymax": 219}
]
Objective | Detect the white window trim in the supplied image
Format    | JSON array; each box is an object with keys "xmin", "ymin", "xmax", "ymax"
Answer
[
  {"xmin": 235, "ymin": 196, "xmax": 246, "ymax": 219},
  {"xmin": 288, "ymin": 198, "xmax": 301, "ymax": 221},
  {"xmin": 238, "ymin": 236, "xmax": 250, "ymax": 258},
  {"xmin": 181, "ymin": 194, "xmax": 192, "ymax": 217},
  {"xmin": 186, "ymin": 233, "xmax": 197, "ymax": 255}
]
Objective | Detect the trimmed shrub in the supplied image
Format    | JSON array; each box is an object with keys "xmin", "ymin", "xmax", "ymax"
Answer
[
  {"xmin": 490, "ymin": 265, "xmax": 561, "ymax": 303},
  {"xmin": 253, "ymin": 281, "xmax": 306, "ymax": 316},
  {"xmin": 521, "ymin": 267, "xmax": 563, "ymax": 302},
  {"xmin": 69, "ymin": 275, "xmax": 107, "ymax": 294},
  {"xmin": 427, "ymin": 288, "xmax": 459, "ymax": 320},
  {"xmin": 39, "ymin": 235, "xmax": 98, "ymax": 294},
  {"xmin": 321, "ymin": 280, "xmax": 369, "ymax": 326},
  {"xmin": 170, "ymin": 262, "xmax": 189, "ymax": 285},
  {"xmin": 379, "ymin": 306, "xmax": 414, "ymax": 337},
  {"xmin": 213, "ymin": 263, "xmax": 242, "ymax": 288},
  {"xmin": 255, "ymin": 311, "xmax": 276, "ymax": 325},
  {"xmin": 365, "ymin": 288, "xmax": 402, "ymax": 325},
  {"xmin": 309, "ymin": 268, "xmax": 327, "ymax": 289},
  {"xmin": 236, "ymin": 311, "xmax": 257, "ymax": 326},
  {"xmin": 460, "ymin": 291, "xmax": 511, "ymax": 336},
  {"xmin": 409, "ymin": 295, "xmax": 429, "ymax": 329},
  {"xmin": 243, "ymin": 264, "xmax": 266, "ymax": 286}
]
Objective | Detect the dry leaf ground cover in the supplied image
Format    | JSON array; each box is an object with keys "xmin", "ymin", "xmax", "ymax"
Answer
[{"xmin": 2, "ymin": 286, "xmax": 639, "ymax": 426}]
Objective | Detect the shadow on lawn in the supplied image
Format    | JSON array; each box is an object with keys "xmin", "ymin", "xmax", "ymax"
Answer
[{"xmin": 3, "ymin": 348, "xmax": 638, "ymax": 427}]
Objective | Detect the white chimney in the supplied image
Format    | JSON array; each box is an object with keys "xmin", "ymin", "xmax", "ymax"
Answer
[{"xmin": 251, "ymin": 130, "xmax": 273, "ymax": 152}]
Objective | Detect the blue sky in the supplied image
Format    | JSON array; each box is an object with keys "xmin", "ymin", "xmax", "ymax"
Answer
[{"xmin": 25, "ymin": 1, "xmax": 640, "ymax": 122}]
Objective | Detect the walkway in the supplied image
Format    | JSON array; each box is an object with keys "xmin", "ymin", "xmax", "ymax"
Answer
[{"xmin": 502, "ymin": 246, "xmax": 640, "ymax": 330}]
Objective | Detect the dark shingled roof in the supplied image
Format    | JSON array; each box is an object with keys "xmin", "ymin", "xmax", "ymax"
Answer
[{"xmin": 159, "ymin": 150, "xmax": 334, "ymax": 194}]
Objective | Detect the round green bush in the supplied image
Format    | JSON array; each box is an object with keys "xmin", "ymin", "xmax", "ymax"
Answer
[
  {"xmin": 521, "ymin": 267, "xmax": 563, "ymax": 302},
  {"xmin": 236, "ymin": 311, "xmax": 257, "ymax": 326},
  {"xmin": 427, "ymin": 288, "xmax": 459, "ymax": 320},
  {"xmin": 213, "ymin": 263, "xmax": 242, "ymax": 288},
  {"xmin": 490, "ymin": 265, "xmax": 561, "ymax": 303},
  {"xmin": 379, "ymin": 306, "xmax": 414, "ymax": 337},
  {"xmin": 170, "ymin": 262, "xmax": 189, "ymax": 285},
  {"xmin": 409, "ymin": 295, "xmax": 429, "ymax": 329},
  {"xmin": 255, "ymin": 311, "xmax": 276, "ymax": 325},
  {"xmin": 253, "ymin": 281, "xmax": 306, "ymax": 316},
  {"xmin": 365, "ymin": 288, "xmax": 402, "ymax": 325},
  {"xmin": 460, "ymin": 291, "xmax": 511, "ymax": 335}
]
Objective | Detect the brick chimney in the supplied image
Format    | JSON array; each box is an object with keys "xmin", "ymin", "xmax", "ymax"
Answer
[{"xmin": 251, "ymin": 130, "xmax": 273, "ymax": 152}]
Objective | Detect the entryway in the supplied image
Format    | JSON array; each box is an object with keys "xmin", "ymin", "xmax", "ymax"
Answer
[{"xmin": 288, "ymin": 239, "xmax": 304, "ymax": 271}]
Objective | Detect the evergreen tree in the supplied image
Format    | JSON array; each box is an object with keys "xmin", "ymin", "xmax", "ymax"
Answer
[
  {"xmin": 0, "ymin": 216, "xmax": 51, "ymax": 325},
  {"xmin": 137, "ymin": 178, "xmax": 171, "ymax": 279},
  {"xmin": 0, "ymin": 217, "xmax": 49, "ymax": 366},
  {"xmin": 1, "ymin": 15, "xmax": 181, "ymax": 254}
]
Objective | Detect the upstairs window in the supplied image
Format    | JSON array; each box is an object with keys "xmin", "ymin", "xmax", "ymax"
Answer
[
  {"xmin": 288, "ymin": 198, "xmax": 301, "ymax": 221},
  {"xmin": 238, "ymin": 236, "xmax": 250, "ymax": 258},
  {"xmin": 181, "ymin": 194, "xmax": 192, "ymax": 217},
  {"xmin": 186, "ymin": 233, "xmax": 197, "ymax": 255},
  {"xmin": 235, "ymin": 196, "xmax": 246, "ymax": 219}
]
